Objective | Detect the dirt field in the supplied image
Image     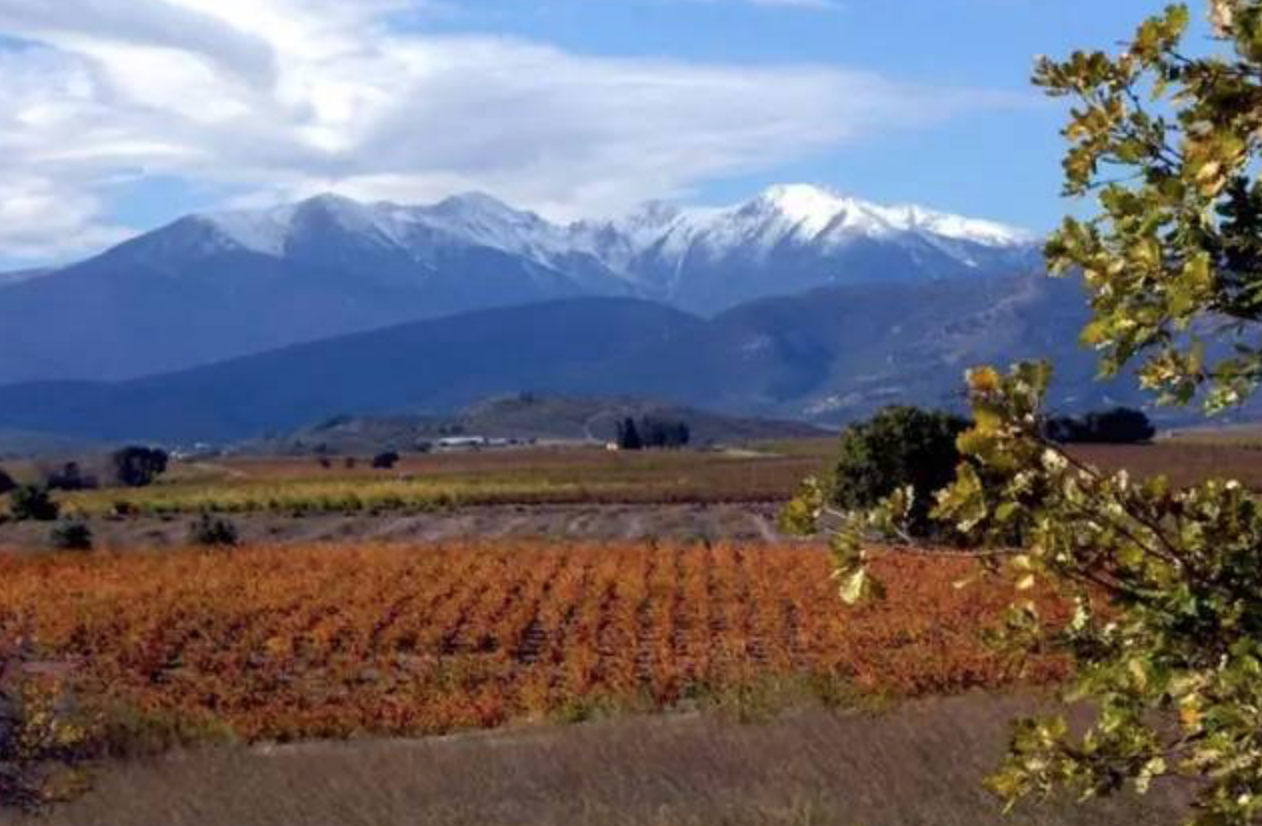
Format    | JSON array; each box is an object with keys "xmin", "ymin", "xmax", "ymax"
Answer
[
  {"xmin": 0, "ymin": 502, "xmax": 788, "ymax": 552},
  {"xmin": 11, "ymin": 695, "xmax": 1185, "ymax": 826}
]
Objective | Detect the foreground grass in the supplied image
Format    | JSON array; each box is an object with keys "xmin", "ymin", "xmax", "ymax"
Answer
[{"xmin": 11, "ymin": 695, "xmax": 1186, "ymax": 826}]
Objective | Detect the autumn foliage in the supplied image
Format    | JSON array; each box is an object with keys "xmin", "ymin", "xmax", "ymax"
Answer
[{"xmin": 0, "ymin": 542, "xmax": 1066, "ymax": 744}]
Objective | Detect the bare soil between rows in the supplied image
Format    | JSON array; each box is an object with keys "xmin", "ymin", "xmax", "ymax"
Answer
[{"xmin": 0, "ymin": 502, "xmax": 789, "ymax": 553}]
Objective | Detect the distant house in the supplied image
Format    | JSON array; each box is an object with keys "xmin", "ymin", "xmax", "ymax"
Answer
[{"xmin": 437, "ymin": 436, "xmax": 489, "ymax": 450}]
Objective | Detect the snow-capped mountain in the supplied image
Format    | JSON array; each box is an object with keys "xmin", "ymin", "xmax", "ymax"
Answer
[
  {"xmin": 0, "ymin": 185, "xmax": 1041, "ymax": 385},
  {"xmin": 570, "ymin": 184, "xmax": 1039, "ymax": 309},
  {"xmin": 191, "ymin": 183, "xmax": 1040, "ymax": 311}
]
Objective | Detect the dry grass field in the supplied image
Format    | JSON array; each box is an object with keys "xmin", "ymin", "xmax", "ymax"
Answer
[{"xmin": 11, "ymin": 695, "xmax": 1186, "ymax": 826}]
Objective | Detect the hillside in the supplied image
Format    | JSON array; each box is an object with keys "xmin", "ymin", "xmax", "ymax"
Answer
[
  {"xmin": 0, "ymin": 274, "xmax": 1164, "ymax": 445},
  {"xmin": 256, "ymin": 394, "xmax": 826, "ymax": 455}
]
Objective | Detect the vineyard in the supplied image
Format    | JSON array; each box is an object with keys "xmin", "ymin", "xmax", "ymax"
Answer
[
  {"xmin": 11, "ymin": 446, "xmax": 831, "ymax": 520},
  {"xmin": 0, "ymin": 541, "xmax": 1068, "ymax": 744}
]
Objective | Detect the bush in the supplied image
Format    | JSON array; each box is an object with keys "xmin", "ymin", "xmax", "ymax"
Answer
[
  {"xmin": 0, "ymin": 467, "xmax": 15, "ymax": 496},
  {"xmin": 829, "ymin": 406, "xmax": 969, "ymax": 536},
  {"xmin": 8, "ymin": 486, "xmax": 60, "ymax": 522},
  {"xmin": 111, "ymin": 446, "xmax": 169, "ymax": 488},
  {"xmin": 1045, "ymin": 407, "xmax": 1155, "ymax": 444},
  {"xmin": 372, "ymin": 451, "xmax": 401, "ymax": 470},
  {"xmin": 188, "ymin": 514, "xmax": 238, "ymax": 547},
  {"xmin": 45, "ymin": 461, "xmax": 98, "ymax": 492},
  {"xmin": 49, "ymin": 521, "xmax": 93, "ymax": 551}
]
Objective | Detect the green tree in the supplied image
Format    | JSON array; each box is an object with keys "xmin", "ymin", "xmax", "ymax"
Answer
[
  {"xmin": 616, "ymin": 418, "xmax": 644, "ymax": 451},
  {"xmin": 786, "ymin": 4, "xmax": 1262, "ymax": 823},
  {"xmin": 111, "ymin": 446, "xmax": 169, "ymax": 488},
  {"xmin": 814, "ymin": 406, "xmax": 968, "ymax": 537}
]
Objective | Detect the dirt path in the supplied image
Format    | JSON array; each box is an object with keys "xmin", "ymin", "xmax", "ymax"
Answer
[{"xmin": 0, "ymin": 503, "xmax": 790, "ymax": 553}]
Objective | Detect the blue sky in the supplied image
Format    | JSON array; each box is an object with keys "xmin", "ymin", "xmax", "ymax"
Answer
[{"xmin": 0, "ymin": 0, "xmax": 1175, "ymax": 266}]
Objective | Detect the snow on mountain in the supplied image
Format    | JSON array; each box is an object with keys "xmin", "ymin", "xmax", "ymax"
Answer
[
  {"xmin": 94, "ymin": 182, "xmax": 1043, "ymax": 319},
  {"xmin": 193, "ymin": 184, "xmax": 1033, "ymax": 272}
]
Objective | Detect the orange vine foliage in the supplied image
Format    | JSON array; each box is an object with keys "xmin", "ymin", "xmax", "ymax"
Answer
[{"xmin": 0, "ymin": 542, "xmax": 1068, "ymax": 742}]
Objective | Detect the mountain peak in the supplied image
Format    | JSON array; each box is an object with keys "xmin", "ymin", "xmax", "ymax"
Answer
[
  {"xmin": 298, "ymin": 192, "xmax": 365, "ymax": 210},
  {"xmin": 756, "ymin": 183, "xmax": 857, "ymax": 234},
  {"xmin": 432, "ymin": 191, "xmax": 520, "ymax": 215}
]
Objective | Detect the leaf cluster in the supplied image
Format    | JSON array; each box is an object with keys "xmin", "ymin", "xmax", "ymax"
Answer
[{"xmin": 1038, "ymin": 1, "xmax": 1262, "ymax": 410}]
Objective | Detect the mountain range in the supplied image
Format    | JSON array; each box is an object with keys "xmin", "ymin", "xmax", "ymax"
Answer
[
  {"xmin": 0, "ymin": 273, "xmax": 1163, "ymax": 445},
  {"xmin": 0, "ymin": 185, "xmax": 1041, "ymax": 386}
]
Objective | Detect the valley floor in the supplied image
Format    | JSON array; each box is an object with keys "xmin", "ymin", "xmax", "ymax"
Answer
[{"xmin": 12, "ymin": 694, "xmax": 1185, "ymax": 826}]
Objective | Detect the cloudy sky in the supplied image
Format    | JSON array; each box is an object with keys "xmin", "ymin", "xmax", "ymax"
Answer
[{"xmin": 0, "ymin": 0, "xmax": 1159, "ymax": 266}]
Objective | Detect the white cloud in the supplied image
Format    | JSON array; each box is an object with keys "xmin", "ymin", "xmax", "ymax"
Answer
[{"xmin": 0, "ymin": 0, "xmax": 1013, "ymax": 263}]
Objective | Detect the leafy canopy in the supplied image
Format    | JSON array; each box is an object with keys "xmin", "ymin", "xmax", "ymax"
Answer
[
  {"xmin": 1039, "ymin": 1, "xmax": 1262, "ymax": 410},
  {"xmin": 787, "ymin": 3, "xmax": 1262, "ymax": 823}
]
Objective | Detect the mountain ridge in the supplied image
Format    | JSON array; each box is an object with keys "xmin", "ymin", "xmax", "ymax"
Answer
[
  {"xmin": 0, "ymin": 275, "xmax": 1183, "ymax": 446},
  {"xmin": 0, "ymin": 185, "xmax": 1041, "ymax": 386}
]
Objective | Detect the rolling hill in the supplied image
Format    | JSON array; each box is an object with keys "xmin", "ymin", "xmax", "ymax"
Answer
[{"xmin": 0, "ymin": 275, "xmax": 1162, "ymax": 445}]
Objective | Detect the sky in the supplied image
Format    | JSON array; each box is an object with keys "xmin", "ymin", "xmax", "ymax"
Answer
[{"xmin": 0, "ymin": 0, "xmax": 1177, "ymax": 268}]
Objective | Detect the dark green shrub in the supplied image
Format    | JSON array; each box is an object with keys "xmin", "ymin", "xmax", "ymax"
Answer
[
  {"xmin": 111, "ymin": 446, "xmax": 169, "ymax": 488},
  {"xmin": 46, "ymin": 461, "xmax": 98, "ymax": 492},
  {"xmin": 372, "ymin": 451, "xmax": 401, "ymax": 470},
  {"xmin": 1045, "ymin": 407, "xmax": 1156, "ymax": 444},
  {"xmin": 0, "ymin": 467, "xmax": 15, "ymax": 496},
  {"xmin": 49, "ymin": 521, "xmax": 93, "ymax": 551},
  {"xmin": 188, "ymin": 513, "xmax": 238, "ymax": 547},
  {"xmin": 9, "ymin": 486, "xmax": 60, "ymax": 522},
  {"xmin": 829, "ymin": 406, "xmax": 969, "ymax": 536}
]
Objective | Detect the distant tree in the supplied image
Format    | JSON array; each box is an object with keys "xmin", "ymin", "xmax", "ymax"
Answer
[
  {"xmin": 1043, "ymin": 415, "xmax": 1090, "ymax": 444},
  {"xmin": 639, "ymin": 417, "xmax": 692, "ymax": 449},
  {"xmin": 1086, "ymin": 408, "xmax": 1157, "ymax": 444},
  {"xmin": 317, "ymin": 457, "xmax": 333, "ymax": 470},
  {"xmin": 616, "ymin": 418, "xmax": 644, "ymax": 451},
  {"xmin": 1046, "ymin": 408, "xmax": 1156, "ymax": 444},
  {"xmin": 372, "ymin": 451, "xmax": 401, "ymax": 470},
  {"xmin": 0, "ymin": 467, "xmax": 15, "ymax": 496},
  {"xmin": 111, "ymin": 447, "xmax": 169, "ymax": 488},
  {"xmin": 344, "ymin": 457, "xmax": 358, "ymax": 470},
  {"xmin": 8, "ymin": 486, "xmax": 59, "ymax": 522}
]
